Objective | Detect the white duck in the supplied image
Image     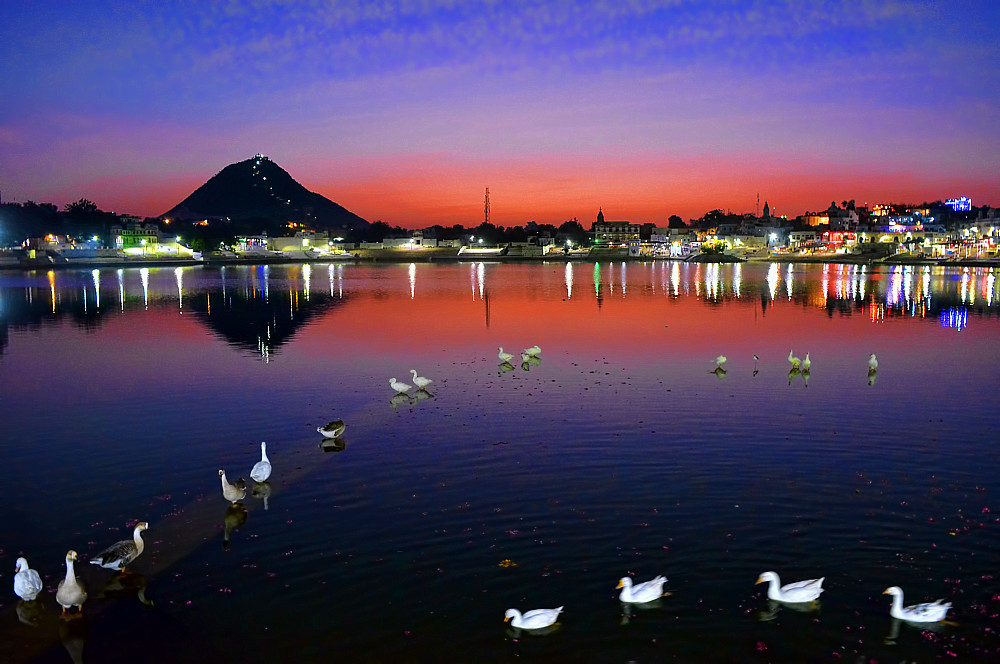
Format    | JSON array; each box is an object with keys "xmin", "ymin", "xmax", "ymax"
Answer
[
  {"xmin": 250, "ymin": 441, "xmax": 272, "ymax": 482},
  {"xmin": 56, "ymin": 550, "xmax": 87, "ymax": 613},
  {"xmin": 219, "ymin": 469, "xmax": 247, "ymax": 504},
  {"xmin": 868, "ymin": 353, "xmax": 879, "ymax": 371},
  {"xmin": 523, "ymin": 345, "xmax": 541, "ymax": 357},
  {"xmin": 883, "ymin": 586, "xmax": 951, "ymax": 623},
  {"xmin": 714, "ymin": 355, "xmax": 727, "ymax": 370},
  {"xmin": 90, "ymin": 522, "xmax": 149, "ymax": 571},
  {"xmin": 409, "ymin": 369, "xmax": 432, "ymax": 391},
  {"xmin": 504, "ymin": 606, "xmax": 563, "ymax": 629},
  {"xmin": 498, "ymin": 347, "xmax": 514, "ymax": 364},
  {"xmin": 787, "ymin": 350, "xmax": 801, "ymax": 369},
  {"xmin": 801, "ymin": 352, "xmax": 811, "ymax": 373},
  {"xmin": 389, "ymin": 377, "xmax": 413, "ymax": 394},
  {"xmin": 14, "ymin": 557, "xmax": 43, "ymax": 601},
  {"xmin": 756, "ymin": 571, "xmax": 824, "ymax": 603},
  {"xmin": 617, "ymin": 575, "xmax": 669, "ymax": 603},
  {"xmin": 317, "ymin": 420, "xmax": 346, "ymax": 438}
]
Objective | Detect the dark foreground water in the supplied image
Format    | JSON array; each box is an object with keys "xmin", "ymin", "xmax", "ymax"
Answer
[{"xmin": 1, "ymin": 261, "xmax": 999, "ymax": 663}]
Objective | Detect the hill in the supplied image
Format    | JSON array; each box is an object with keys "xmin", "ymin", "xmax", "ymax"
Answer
[{"xmin": 162, "ymin": 155, "xmax": 368, "ymax": 232}]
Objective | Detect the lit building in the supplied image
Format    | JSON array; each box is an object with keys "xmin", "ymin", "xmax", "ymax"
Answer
[
  {"xmin": 945, "ymin": 196, "xmax": 973, "ymax": 211},
  {"xmin": 111, "ymin": 222, "xmax": 160, "ymax": 250},
  {"xmin": 592, "ymin": 208, "xmax": 640, "ymax": 245}
]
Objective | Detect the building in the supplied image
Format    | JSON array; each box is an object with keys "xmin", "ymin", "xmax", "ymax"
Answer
[
  {"xmin": 826, "ymin": 203, "xmax": 859, "ymax": 231},
  {"xmin": 111, "ymin": 221, "xmax": 160, "ymax": 250},
  {"xmin": 592, "ymin": 208, "xmax": 640, "ymax": 245}
]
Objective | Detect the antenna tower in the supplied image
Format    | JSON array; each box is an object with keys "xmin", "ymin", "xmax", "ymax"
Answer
[
  {"xmin": 484, "ymin": 187, "xmax": 490, "ymax": 226},
  {"xmin": 756, "ymin": 192, "xmax": 760, "ymax": 218}
]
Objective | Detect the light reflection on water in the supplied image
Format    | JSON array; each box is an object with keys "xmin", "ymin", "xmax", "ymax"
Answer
[{"xmin": 1, "ymin": 261, "xmax": 1000, "ymax": 663}]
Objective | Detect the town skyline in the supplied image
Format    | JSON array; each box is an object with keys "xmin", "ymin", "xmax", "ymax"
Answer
[{"xmin": 1, "ymin": 2, "xmax": 998, "ymax": 228}]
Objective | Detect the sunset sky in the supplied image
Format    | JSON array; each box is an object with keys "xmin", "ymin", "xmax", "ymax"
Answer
[{"xmin": 1, "ymin": 1, "xmax": 997, "ymax": 228}]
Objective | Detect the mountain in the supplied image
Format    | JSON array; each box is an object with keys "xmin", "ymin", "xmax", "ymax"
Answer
[{"xmin": 162, "ymin": 155, "xmax": 368, "ymax": 231}]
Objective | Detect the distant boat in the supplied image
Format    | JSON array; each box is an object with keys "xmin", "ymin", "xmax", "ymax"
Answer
[{"xmin": 458, "ymin": 246, "xmax": 507, "ymax": 256}]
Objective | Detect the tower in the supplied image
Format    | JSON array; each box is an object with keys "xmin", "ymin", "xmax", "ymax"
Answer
[
  {"xmin": 763, "ymin": 201, "xmax": 770, "ymax": 219},
  {"xmin": 484, "ymin": 187, "xmax": 490, "ymax": 226},
  {"xmin": 597, "ymin": 208, "xmax": 605, "ymax": 224}
]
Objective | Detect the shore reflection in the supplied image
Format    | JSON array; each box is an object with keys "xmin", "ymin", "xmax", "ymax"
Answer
[{"xmin": 2, "ymin": 262, "xmax": 998, "ymax": 358}]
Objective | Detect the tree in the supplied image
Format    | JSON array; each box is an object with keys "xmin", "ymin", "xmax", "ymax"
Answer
[
  {"xmin": 64, "ymin": 198, "xmax": 100, "ymax": 216},
  {"xmin": 668, "ymin": 215, "xmax": 686, "ymax": 228}
]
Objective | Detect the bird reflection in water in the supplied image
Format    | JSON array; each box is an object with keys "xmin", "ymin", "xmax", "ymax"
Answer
[
  {"xmin": 711, "ymin": 366, "xmax": 727, "ymax": 379},
  {"xmin": 758, "ymin": 598, "xmax": 820, "ymax": 622},
  {"xmin": 498, "ymin": 361, "xmax": 515, "ymax": 375},
  {"xmin": 389, "ymin": 393, "xmax": 413, "ymax": 410},
  {"xmin": 787, "ymin": 367, "xmax": 801, "ymax": 385},
  {"xmin": 58, "ymin": 612, "xmax": 88, "ymax": 664},
  {"xmin": 223, "ymin": 504, "xmax": 248, "ymax": 550},
  {"xmin": 520, "ymin": 355, "xmax": 541, "ymax": 371},
  {"xmin": 412, "ymin": 389, "xmax": 435, "ymax": 404},
  {"xmin": 505, "ymin": 622, "xmax": 561, "ymax": 639},
  {"xmin": 319, "ymin": 437, "xmax": 347, "ymax": 453},
  {"xmin": 868, "ymin": 368, "xmax": 878, "ymax": 386},
  {"xmin": 619, "ymin": 597, "xmax": 666, "ymax": 626},
  {"xmin": 252, "ymin": 481, "xmax": 272, "ymax": 510},
  {"xmin": 98, "ymin": 571, "xmax": 154, "ymax": 607},
  {"xmin": 883, "ymin": 615, "xmax": 947, "ymax": 646},
  {"xmin": 16, "ymin": 598, "xmax": 44, "ymax": 627}
]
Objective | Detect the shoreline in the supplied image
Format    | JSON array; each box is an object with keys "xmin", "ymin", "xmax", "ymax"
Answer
[{"xmin": 2, "ymin": 249, "xmax": 998, "ymax": 271}]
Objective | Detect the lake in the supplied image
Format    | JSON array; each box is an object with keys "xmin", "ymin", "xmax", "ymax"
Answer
[{"xmin": 1, "ymin": 260, "xmax": 999, "ymax": 663}]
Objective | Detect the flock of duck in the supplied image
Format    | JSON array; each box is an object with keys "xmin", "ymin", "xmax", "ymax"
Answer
[
  {"xmin": 505, "ymin": 571, "xmax": 952, "ymax": 633},
  {"xmin": 710, "ymin": 350, "xmax": 879, "ymax": 385},
  {"xmin": 13, "ymin": 522, "xmax": 150, "ymax": 616},
  {"xmin": 385, "ymin": 346, "xmax": 543, "ymax": 403},
  {"xmin": 13, "ymin": 442, "xmax": 277, "ymax": 618}
]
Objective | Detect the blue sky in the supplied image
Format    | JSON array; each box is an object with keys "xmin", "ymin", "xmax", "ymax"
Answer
[{"xmin": 1, "ymin": 0, "xmax": 997, "ymax": 225}]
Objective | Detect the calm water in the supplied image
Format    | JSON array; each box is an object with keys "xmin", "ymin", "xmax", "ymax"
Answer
[{"xmin": 1, "ymin": 261, "xmax": 999, "ymax": 663}]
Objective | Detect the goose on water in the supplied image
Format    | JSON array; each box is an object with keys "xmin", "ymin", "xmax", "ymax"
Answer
[
  {"xmin": 504, "ymin": 606, "xmax": 562, "ymax": 630},
  {"xmin": 801, "ymin": 353, "xmax": 811, "ymax": 373},
  {"xmin": 409, "ymin": 369, "xmax": 433, "ymax": 391},
  {"xmin": 523, "ymin": 345, "xmax": 541, "ymax": 357},
  {"xmin": 389, "ymin": 377, "xmax": 413, "ymax": 394},
  {"xmin": 317, "ymin": 420, "xmax": 346, "ymax": 438},
  {"xmin": 883, "ymin": 586, "xmax": 951, "ymax": 623},
  {"xmin": 756, "ymin": 571, "xmax": 824, "ymax": 603},
  {"xmin": 787, "ymin": 350, "xmax": 801, "ymax": 369},
  {"xmin": 250, "ymin": 441, "xmax": 272, "ymax": 483},
  {"xmin": 868, "ymin": 353, "xmax": 879, "ymax": 371},
  {"xmin": 219, "ymin": 469, "xmax": 247, "ymax": 504},
  {"xmin": 617, "ymin": 575, "xmax": 669, "ymax": 603},
  {"xmin": 714, "ymin": 355, "xmax": 727, "ymax": 370},
  {"xmin": 56, "ymin": 551, "xmax": 87, "ymax": 613},
  {"xmin": 498, "ymin": 347, "xmax": 514, "ymax": 364},
  {"xmin": 14, "ymin": 557, "xmax": 43, "ymax": 601},
  {"xmin": 90, "ymin": 522, "xmax": 149, "ymax": 572}
]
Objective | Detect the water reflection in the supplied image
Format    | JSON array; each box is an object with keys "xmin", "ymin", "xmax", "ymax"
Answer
[
  {"xmin": 1, "ymin": 263, "xmax": 998, "ymax": 359},
  {"xmin": 319, "ymin": 437, "xmax": 347, "ymax": 453},
  {"xmin": 16, "ymin": 599, "xmax": 44, "ymax": 627},
  {"xmin": 223, "ymin": 503, "xmax": 248, "ymax": 550},
  {"xmin": 389, "ymin": 393, "xmax": 412, "ymax": 410},
  {"xmin": 97, "ymin": 571, "xmax": 154, "ymax": 607},
  {"xmin": 252, "ymin": 481, "xmax": 272, "ymax": 510},
  {"xmin": 58, "ymin": 613, "xmax": 88, "ymax": 664}
]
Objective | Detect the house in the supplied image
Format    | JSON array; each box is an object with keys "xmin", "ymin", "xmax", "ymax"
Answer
[
  {"xmin": 592, "ymin": 208, "xmax": 640, "ymax": 245},
  {"xmin": 111, "ymin": 222, "xmax": 161, "ymax": 250}
]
